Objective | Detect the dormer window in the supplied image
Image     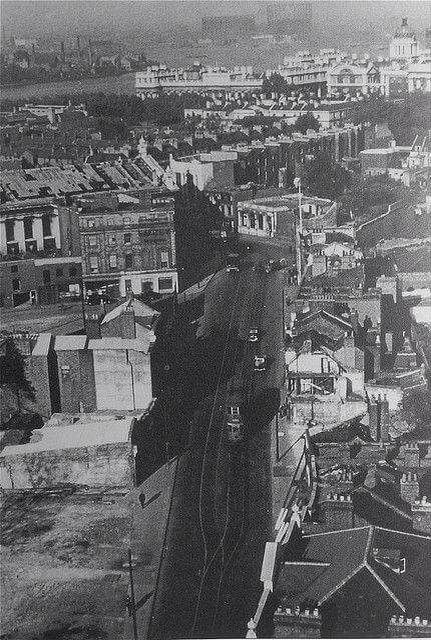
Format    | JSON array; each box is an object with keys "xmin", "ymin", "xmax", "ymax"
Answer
[{"xmin": 372, "ymin": 548, "xmax": 405, "ymax": 574}]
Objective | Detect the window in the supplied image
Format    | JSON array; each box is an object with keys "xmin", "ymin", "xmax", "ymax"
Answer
[
  {"xmin": 125, "ymin": 279, "xmax": 132, "ymax": 292},
  {"xmin": 43, "ymin": 269, "xmax": 51, "ymax": 284},
  {"xmin": 124, "ymin": 233, "xmax": 131, "ymax": 244},
  {"xmin": 88, "ymin": 236, "xmax": 97, "ymax": 247},
  {"xmin": 60, "ymin": 365, "xmax": 70, "ymax": 377},
  {"xmin": 87, "ymin": 219, "xmax": 95, "ymax": 228},
  {"xmin": 109, "ymin": 254, "xmax": 117, "ymax": 269},
  {"xmin": 42, "ymin": 214, "xmax": 51, "ymax": 237},
  {"xmin": 12, "ymin": 278, "xmax": 20, "ymax": 291},
  {"xmin": 124, "ymin": 254, "xmax": 133, "ymax": 269},
  {"xmin": 123, "ymin": 216, "xmax": 131, "ymax": 226},
  {"xmin": 10, "ymin": 265, "xmax": 18, "ymax": 273},
  {"xmin": 56, "ymin": 267, "xmax": 63, "ymax": 277},
  {"xmin": 69, "ymin": 266, "xmax": 77, "ymax": 277},
  {"xmin": 158, "ymin": 276, "xmax": 173, "ymax": 291},
  {"xmin": 300, "ymin": 378, "xmax": 312, "ymax": 394},
  {"xmin": 5, "ymin": 220, "xmax": 14, "ymax": 242},
  {"xmin": 160, "ymin": 251, "xmax": 169, "ymax": 268},
  {"xmin": 25, "ymin": 240, "xmax": 37, "ymax": 252},
  {"xmin": 110, "ymin": 235, "xmax": 116, "ymax": 245},
  {"xmin": 89, "ymin": 256, "xmax": 99, "ymax": 273},
  {"xmin": 141, "ymin": 280, "xmax": 153, "ymax": 293},
  {"xmin": 321, "ymin": 358, "xmax": 331, "ymax": 373},
  {"xmin": 24, "ymin": 217, "xmax": 33, "ymax": 239}
]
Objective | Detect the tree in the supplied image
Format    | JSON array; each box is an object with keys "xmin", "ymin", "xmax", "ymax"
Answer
[
  {"xmin": 174, "ymin": 175, "xmax": 225, "ymax": 288},
  {"xmin": 262, "ymin": 73, "xmax": 289, "ymax": 96},
  {"xmin": 302, "ymin": 152, "xmax": 352, "ymax": 200},
  {"xmin": 340, "ymin": 174, "xmax": 413, "ymax": 222},
  {"xmin": 0, "ymin": 338, "xmax": 34, "ymax": 413},
  {"xmin": 294, "ymin": 112, "xmax": 320, "ymax": 134}
]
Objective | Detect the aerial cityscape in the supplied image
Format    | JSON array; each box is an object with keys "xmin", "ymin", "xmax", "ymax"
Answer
[{"xmin": 0, "ymin": 1, "xmax": 430, "ymax": 639}]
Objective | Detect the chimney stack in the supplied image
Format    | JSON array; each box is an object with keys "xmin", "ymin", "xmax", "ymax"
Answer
[
  {"xmin": 400, "ymin": 472, "xmax": 419, "ymax": 504},
  {"xmin": 368, "ymin": 395, "xmax": 380, "ymax": 441},
  {"xmin": 321, "ymin": 492, "xmax": 354, "ymax": 530}
]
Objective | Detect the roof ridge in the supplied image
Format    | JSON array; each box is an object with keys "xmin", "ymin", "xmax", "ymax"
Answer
[
  {"xmin": 364, "ymin": 524, "xmax": 375, "ymax": 562},
  {"xmin": 304, "ymin": 525, "xmax": 371, "ymax": 538},
  {"xmin": 364, "ymin": 562, "xmax": 405, "ymax": 612},
  {"xmin": 376, "ymin": 526, "xmax": 431, "ymax": 540}
]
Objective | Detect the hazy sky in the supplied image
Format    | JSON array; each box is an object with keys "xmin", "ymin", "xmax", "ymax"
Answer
[{"xmin": 2, "ymin": 0, "xmax": 430, "ymax": 39}]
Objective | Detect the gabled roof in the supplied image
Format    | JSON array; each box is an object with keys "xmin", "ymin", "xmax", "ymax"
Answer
[
  {"xmin": 101, "ymin": 298, "xmax": 160, "ymax": 325},
  {"xmin": 277, "ymin": 526, "xmax": 431, "ymax": 615},
  {"xmin": 294, "ymin": 309, "xmax": 352, "ymax": 343}
]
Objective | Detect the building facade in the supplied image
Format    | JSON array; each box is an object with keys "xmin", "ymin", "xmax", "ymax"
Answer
[
  {"xmin": 0, "ymin": 199, "xmax": 82, "ymax": 306},
  {"xmin": 76, "ymin": 190, "xmax": 178, "ymax": 297},
  {"xmin": 327, "ymin": 61, "xmax": 381, "ymax": 96}
]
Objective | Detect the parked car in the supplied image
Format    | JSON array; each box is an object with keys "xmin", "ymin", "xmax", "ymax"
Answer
[{"xmin": 254, "ymin": 355, "xmax": 267, "ymax": 371}]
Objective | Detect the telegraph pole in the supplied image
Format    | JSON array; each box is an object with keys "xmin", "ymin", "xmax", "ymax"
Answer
[
  {"xmin": 128, "ymin": 549, "xmax": 139, "ymax": 640},
  {"xmin": 294, "ymin": 177, "xmax": 303, "ymax": 285}
]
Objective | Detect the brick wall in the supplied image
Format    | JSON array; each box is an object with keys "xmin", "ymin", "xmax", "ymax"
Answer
[
  {"xmin": 56, "ymin": 348, "xmax": 96, "ymax": 413},
  {"xmin": 274, "ymin": 607, "xmax": 321, "ymax": 638},
  {"xmin": 320, "ymin": 493, "xmax": 354, "ymax": 529},
  {"xmin": 26, "ymin": 336, "xmax": 60, "ymax": 419},
  {"xmin": 0, "ymin": 442, "xmax": 135, "ymax": 490}
]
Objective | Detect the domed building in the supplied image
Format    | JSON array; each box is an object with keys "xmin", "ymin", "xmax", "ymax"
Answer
[{"xmin": 389, "ymin": 18, "xmax": 419, "ymax": 61}]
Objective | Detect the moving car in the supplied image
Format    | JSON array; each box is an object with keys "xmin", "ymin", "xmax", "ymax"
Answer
[
  {"xmin": 226, "ymin": 252, "xmax": 240, "ymax": 273},
  {"xmin": 226, "ymin": 376, "xmax": 245, "ymax": 443},
  {"xmin": 254, "ymin": 355, "xmax": 267, "ymax": 371},
  {"xmin": 226, "ymin": 406, "xmax": 244, "ymax": 443},
  {"xmin": 248, "ymin": 328, "xmax": 259, "ymax": 343}
]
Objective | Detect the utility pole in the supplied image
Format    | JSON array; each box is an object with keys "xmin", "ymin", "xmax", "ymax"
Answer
[
  {"xmin": 294, "ymin": 177, "xmax": 303, "ymax": 285},
  {"xmin": 128, "ymin": 549, "xmax": 139, "ymax": 640}
]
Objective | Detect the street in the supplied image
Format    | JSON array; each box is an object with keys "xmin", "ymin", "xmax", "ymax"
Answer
[{"xmin": 149, "ymin": 241, "xmax": 291, "ymax": 639}]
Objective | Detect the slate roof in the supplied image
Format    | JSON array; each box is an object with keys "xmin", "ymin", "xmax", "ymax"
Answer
[
  {"xmin": 294, "ymin": 310, "xmax": 352, "ymax": 343},
  {"xmin": 101, "ymin": 298, "xmax": 160, "ymax": 325},
  {"xmin": 277, "ymin": 526, "xmax": 431, "ymax": 616}
]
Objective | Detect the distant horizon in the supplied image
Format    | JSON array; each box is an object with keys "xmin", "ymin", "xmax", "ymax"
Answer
[{"xmin": 2, "ymin": 0, "xmax": 430, "ymax": 41}]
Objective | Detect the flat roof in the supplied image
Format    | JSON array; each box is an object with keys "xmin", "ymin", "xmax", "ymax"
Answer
[
  {"xmin": 54, "ymin": 335, "xmax": 88, "ymax": 351},
  {"xmin": 0, "ymin": 416, "xmax": 133, "ymax": 457},
  {"xmin": 31, "ymin": 332, "xmax": 52, "ymax": 356},
  {"xmin": 0, "ymin": 301, "xmax": 84, "ymax": 336},
  {"xmin": 89, "ymin": 338, "xmax": 150, "ymax": 352}
]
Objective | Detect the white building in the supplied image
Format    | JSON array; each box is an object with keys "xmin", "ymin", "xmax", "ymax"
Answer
[
  {"xmin": 169, "ymin": 151, "xmax": 237, "ymax": 191},
  {"xmin": 389, "ymin": 18, "xmax": 419, "ymax": 61},
  {"xmin": 237, "ymin": 197, "xmax": 296, "ymax": 241},
  {"xmin": 326, "ymin": 61, "xmax": 381, "ymax": 96},
  {"xmin": 0, "ymin": 201, "xmax": 61, "ymax": 257},
  {"xmin": 136, "ymin": 64, "xmax": 262, "ymax": 96}
]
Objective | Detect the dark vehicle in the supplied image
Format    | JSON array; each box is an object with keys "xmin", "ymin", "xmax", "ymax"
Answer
[
  {"xmin": 254, "ymin": 355, "xmax": 267, "ymax": 372},
  {"xmin": 225, "ymin": 376, "xmax": 245, "ymax": 443},
  {"xmin": 227, "ymin": 252, "xmax": 240, "ymax": 273}
]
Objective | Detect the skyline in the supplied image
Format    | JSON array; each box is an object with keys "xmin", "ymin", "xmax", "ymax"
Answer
[{"xmin": 2, "ymin": 0, "xmax": 431, "ymax": 40}]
